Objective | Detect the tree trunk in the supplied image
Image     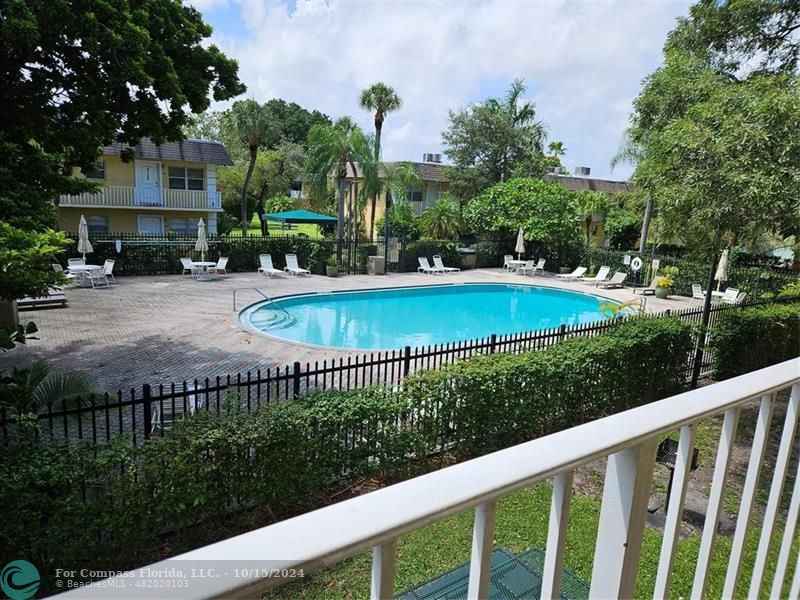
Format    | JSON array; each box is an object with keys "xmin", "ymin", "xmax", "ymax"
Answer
[
  {"xmin": 336, "ymin": 176, "xmax": 345, "ymax": 264},
  {"xmin": 0, "ymin": 299, "xmax": 19, "ymax": 329},
  {"xmin": 638, "ymin": 192, "xmax": 654, "ymax": 255},
  {"xmin": 585, "ymin": 216, "xmax": 592, "ymax": 247},
  {"xmin": 240, "ymin": 146, "xmax": 258, "ymax": 235},
  {"xmin": 369, "ymin": 120, "xmax": 383, "ymax": 242},
  {"xmin": 690, "ymin": 246, "xmax": 720, "ymax": 389}
]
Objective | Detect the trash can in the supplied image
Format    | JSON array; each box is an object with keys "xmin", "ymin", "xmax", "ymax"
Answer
[
  {"xmin": 457, "ymin": 247, "xmax": 477, "ymax": 269},
  {"xmin": 367, "ymin": 255, "xmax": 385, "ymax": 275}
]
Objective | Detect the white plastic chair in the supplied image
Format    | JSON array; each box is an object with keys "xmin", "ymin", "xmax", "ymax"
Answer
[
  {"xmin": 210, "ymin": 257, "xmax": 228, "ymax": 277},
  {"xmin": 87, "ymin": 266, "xmax": 109, "ymax": 288},
  {"xmin": 68, "ymin": 258, "xmax": 85, "ymax": 268},
  {"xmin": 180, "ymin": 257, "xmax": 199, "ymax": 279},
  {"xmin": 258, "ymin": 254, "xmax": 284, "ymax": 278},
  {"xmin": 284, "ymin": 254, "xmax": 310, "ymax": 276},
  {"xmin": 433, "ymin": 255, "xmax": 460, "ymax": 273},
  {"xmin": 520, "ymin": 258, "xmax": 546, "ymax": 277},
  {"xmin": 103, "ymin": 259, "xmax": 116, "ymax": 282},
  {"xmin": 52, "ymin": 263, "xmax": 77, "ymax": 286},
  {"xmin": 417, "ymin": 257, "xmax": 442, "ymax": 274},
  {"xmin": 691, "ymin": 284, "xmax": 705, "ymax": 304},
  {"xmin": 503, "ymin": 255, "xmax": 514, "ymax": 271}
]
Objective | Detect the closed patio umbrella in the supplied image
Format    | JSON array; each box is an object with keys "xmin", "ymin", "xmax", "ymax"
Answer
[
  {"xmin": 77, "ymin": 214, "xmax": 93, "ymax": 260},
  {"xmin": 715, "ymin": 248, "xmax": 729, "ymax": 291},
  {"xmin": 195, "ymin": 218, "xmax": 208, "ymax": 263},
  {"xmin": 515, "ymin": 227, "xmax": 525, "ymax": 260}
]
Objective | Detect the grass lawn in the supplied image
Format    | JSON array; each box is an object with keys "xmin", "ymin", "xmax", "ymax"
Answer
[
  {"xmin": 266, "ymin": 483, "xmax": 798, "ymax": 599},
  {"xmin": 229, "ymin": 215, "xmax": 322, "ymax": 238}
]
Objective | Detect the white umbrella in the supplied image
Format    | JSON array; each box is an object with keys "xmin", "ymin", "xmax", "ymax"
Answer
[
  {"xmin": 714, "ymin": 248, "xmax": 729, "ymax": 291},
  {"xmin": 195, "ymin": 218, "xmax": 208, "ymax": 263},
  {"xmin": 515, "ymin": 227, "xmax": 525, "ymax": 260},
  {"xmin": 77, "ymin": 214, "xmax": 93, "ymax": 260}
]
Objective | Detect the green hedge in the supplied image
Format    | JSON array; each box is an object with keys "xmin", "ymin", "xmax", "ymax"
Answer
[
  {"xmin": 712, "ymin": 303, "xmax": 800, "ymax": 380},
  {"xmin": 0, "ymin": 317, "xmax": 693, "ymax": 592}
]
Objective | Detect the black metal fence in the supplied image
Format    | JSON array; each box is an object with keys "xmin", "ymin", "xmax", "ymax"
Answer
[{"xmin": 4, "ymin": 296, "xmax": 796, "ymax": 447}]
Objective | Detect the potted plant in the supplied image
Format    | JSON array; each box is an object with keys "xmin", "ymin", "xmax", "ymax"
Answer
[
  {"xmin": 326, "ymin": 255, "xmax": 338, "ymax": 277},
  {"xmin": 654, "ymin": 268, "xmax": 677, "ymax": 299}
]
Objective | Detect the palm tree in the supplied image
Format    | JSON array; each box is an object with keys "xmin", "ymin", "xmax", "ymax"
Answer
[
  {"xmin": 611, "ymin": 130, "xmax": 652, "ymax": 254},
  {"xmin": 378, "ymin": 162, "xmax": 421, "ymax": 259},
  {"xmin": 305, "ymin": 117, "xmax": 376, "ymax": 261},
  {"xmin": 548, "ymin": 140, "xmax": 566, "ymax": 157},
  {"xmin": 0, "ymin": 362, "xmax": 94, "ymax": 416},
  {"xmin": 359, "ymin": 83, "xmax": 402, "ymax": 240},
  {"xmin": 227, "ymin": 100, "xmax": 277, "ymax": 234},
  {"xmin": 485, "ymin": 79, "xmax": 547, "ymax": 181},
  {"xmin": 575, "ymin": 190, "xmax": 608, "ymax": 247},
  {"xmin": 420, "ymin": 196, "xmax": 461, "ymax": 240}
]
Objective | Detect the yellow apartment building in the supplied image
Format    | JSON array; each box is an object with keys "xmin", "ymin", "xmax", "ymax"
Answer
[{"xmin": 57, "ymin": 139, "xmax": 233, "ymax": 235}]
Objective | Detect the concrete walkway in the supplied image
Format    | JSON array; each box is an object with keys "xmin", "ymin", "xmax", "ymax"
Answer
[{"xmin": 8, "ymin": 269, "xmax": 692, "ymax": 393}]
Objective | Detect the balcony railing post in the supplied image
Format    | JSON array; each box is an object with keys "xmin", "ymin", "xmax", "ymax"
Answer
[
  {"xmin": 541, "ymin": 471, "xmax": 573, "ymax": 599},
  {"xmin": 590, "ymin": 439, "xmax": 657, "ymax": 598},
  {"xmin": 467, "ymin": 500, "xmax": 496, "ymax": 600},
  {"xmin": 370, "ymin": 540, "xmax": 396, "ymax": 600}
]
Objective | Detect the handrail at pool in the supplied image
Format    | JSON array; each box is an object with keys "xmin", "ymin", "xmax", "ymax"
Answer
[{"xmin": 58, "ymin": 359, "xmax": 800, "ymax": 599}]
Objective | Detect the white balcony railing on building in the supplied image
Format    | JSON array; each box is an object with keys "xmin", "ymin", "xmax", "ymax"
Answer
[
  {"xmin": 58, "ymin": 186, "xmax": 221, "ymax": 210},
  {"xmin": 58, "ymin": 359, "xmax": 800, "ymax": 600}
]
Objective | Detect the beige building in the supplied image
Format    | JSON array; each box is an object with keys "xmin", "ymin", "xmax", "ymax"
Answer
[
  {"xmin": 342, "ymin": 156, "xmax": 450, "ymax": 238},
  {"xmin": 57, "ymin": 139, "xmax": 233, "ymax": 235}
]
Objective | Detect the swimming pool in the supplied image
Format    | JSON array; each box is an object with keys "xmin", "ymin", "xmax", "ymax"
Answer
[{"xmin": 241, "ymin": 283, "xmax": 612, "ymax": 350}]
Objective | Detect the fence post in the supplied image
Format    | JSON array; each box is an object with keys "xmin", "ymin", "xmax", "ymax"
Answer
[
  {"xmin": 403, "ymin": 346, "xmax": 412, "ymax": 377},
  {"xmin": 142, "ymin": 384, "xmax": 152, "ymax": 440},
  {"xmin": 292, "ymin": 361, "xmax": 302, "ymax": 398},
  {"xmin": 666, "ymin": 309, "xmax": 671, "ymax": 316},
  {"xmin": 489, "ymin": 333, "xmax": 497, "ymax": 354},
  {"xmin": 558, "ymin": 323, "xmax": 567, "ymax": 342}
]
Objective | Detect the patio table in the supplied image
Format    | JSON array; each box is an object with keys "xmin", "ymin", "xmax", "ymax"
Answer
[
  {"xmin": 192, "ymin": 261, "xmax": 218, "ymax": 282},
  {"xmin": 67, "ymin": 264, "xmax": 102, "ymax": 287},
  {"xmin": 506, "ymin": 260, "xmax": 526, "ymax": 272}
]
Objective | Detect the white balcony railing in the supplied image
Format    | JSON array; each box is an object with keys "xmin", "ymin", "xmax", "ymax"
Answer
[
  {"xmin": 59, "ymin": 359, "xmax": 800, "ymax": 599},
  {"xmin": 58, "ymin": 186, "xmax": 221, "ymax": 210}
]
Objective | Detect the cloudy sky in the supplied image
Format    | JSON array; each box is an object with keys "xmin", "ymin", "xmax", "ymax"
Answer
[{"xmin": 191, "ymin": 0, "xmax": 692, "ymax": 180}]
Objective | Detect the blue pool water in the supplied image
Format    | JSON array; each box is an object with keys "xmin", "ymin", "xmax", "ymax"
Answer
[{"xmin": 241, "ymin": 283, "xmax": 611, "ymax": 350}]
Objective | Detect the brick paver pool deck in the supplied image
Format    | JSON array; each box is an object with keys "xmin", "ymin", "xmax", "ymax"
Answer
[{"xmin": 8, "ymin": 269, "xmax": 691, "ymax": 393}]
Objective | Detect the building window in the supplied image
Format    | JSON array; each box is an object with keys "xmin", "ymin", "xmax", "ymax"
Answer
[
  {"xmin": 168, "ymin": 218, "xmax": 199, "ymax": 235},
  {"xmin": 409, "ymin": 190, "xmax": 423, "ymax": 203},
  {"xmin": 86, "ymin": 216, "xmax": 109, "ymax": 235},
  {"xmin": 84, "ymin": 160, "xmax": 105, "ymax": 180},
  {"xmin": 168, "ymin": 167, "xmax": 204, "ymax": 191}
]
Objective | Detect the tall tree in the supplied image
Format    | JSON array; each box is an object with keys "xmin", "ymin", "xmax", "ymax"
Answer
[
  {"xmin": 610, "ymin": 131, "xmax": 653, "ymax": 255},
  {"xmin": 359, "ymin": 83, "xmax": 402, "ymax": 239},
  {"xmin": 547, "ymin": 140, "xmax": 566, "ymax": 157},
  {"xmin": 304, "ymin": 118, "xmax": 376, "ymax": 261},
  {"xmin": 226, "ymin": 101, "xmax": 278, "ymax": 234},
  {"xmin": 443, "ymin": 79, "xmax": 548, "ymax": 200},
  {"xmin": 0, "ymin": 0, "xmax": 244, "ymax": 231}
]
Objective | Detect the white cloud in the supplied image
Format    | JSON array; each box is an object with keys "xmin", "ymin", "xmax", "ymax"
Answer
[{"xmin": 205, "ymin": 0, "xmax": 691, "ymax": 179}]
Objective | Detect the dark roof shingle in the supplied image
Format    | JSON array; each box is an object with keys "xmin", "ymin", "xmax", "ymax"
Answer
[{"xmin": 103, "ymin": 138, "xmax": 234, "ymax": 166}]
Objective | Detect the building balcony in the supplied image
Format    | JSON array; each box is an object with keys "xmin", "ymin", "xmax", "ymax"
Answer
[
  {"xmin": 58, "ymin": 186, "xmax": 222, "ymax": 211},
  {"xmin": 58, "ymin": 359, "xmax": 800, "ymax": 599}
]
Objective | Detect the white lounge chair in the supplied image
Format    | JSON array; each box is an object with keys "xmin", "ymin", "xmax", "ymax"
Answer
[
  {"xmin": 520, "ymin": 258, "xmax": 546, "ymax": 277},
  {"xmin": 433, "ymin": 255, "xmax": 460, "ymax": 273},
  {"xmin": 284, "ymin": 253, "xmax": 310, "ymax": 276},
  {"xmin": 503, "ymin": 255, "xmax": 514, "ymax": 271},
  {"xmin": 209, "ymin": 256, "xmax": 228, "ymax": 277},
  {"xmin": 597, "ymin": 271, "xmax": 627, "ymax": 289},
  {"xmin": 581, "ymin": 266, "xmax": 610, "ymax": 284},
  {"xmin": 418, "ymin": 257, "xmax": 442, "ymax": 274},
  {"xmin": 717, "ymin": 287, "xmax": 740, "ymax": 304},
  {"xmin": 556, "ymin": 266, "xmax": 587, "ymax": 280},
  {"xmin": 18, "ymin": 286, "xmax": 67, "ymax": 308},
  {"xmin": 103, "ymin": 259, "xmax": 116, "ymax": 283},
  {"xmin": 633, "ymin": 275, "xmax": 658, "ymax": 295},
  {"xmin": 258, "ymin": 254, "xmax": 284, "ymax": 278},
  {"xmin": 691, "ymin": 284, "xmax": 705, "ymax": 304}
]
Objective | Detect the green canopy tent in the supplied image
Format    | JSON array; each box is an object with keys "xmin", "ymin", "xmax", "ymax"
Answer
[{"xmin": 262, "ymin": 210, "xmax": 338, "ymax": 224}]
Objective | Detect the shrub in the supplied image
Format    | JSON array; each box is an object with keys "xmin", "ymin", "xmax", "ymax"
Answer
[
  {"xmin": 712, "ymin": 303, "xmax": 800, "ymax": 379},
  {"xmin": 0, "ymin": 317, "xmax": 694, "ymax": 592},
  {"xmin": 402, "ymin": 240, "xmax": 460, "ymax": 272}
]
